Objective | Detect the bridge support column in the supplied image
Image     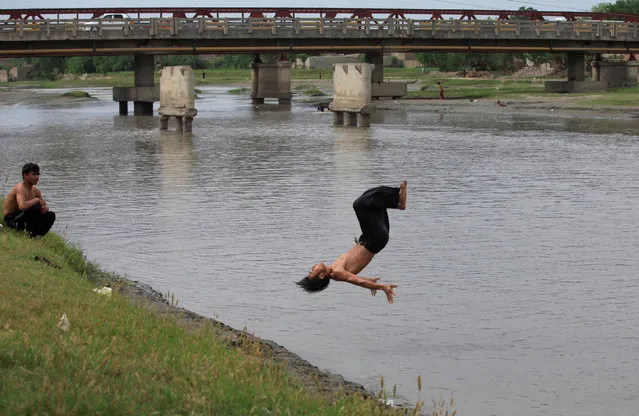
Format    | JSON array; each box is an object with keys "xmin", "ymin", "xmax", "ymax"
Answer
[
  {"xmin": 346, "ymin": 112, "xmax": 358, "ymax": 126},
  {"xmin": 365, "ymin": 52, "xmax": 384, "ymax": 83},
  {"xmin": 134, "ymin": 55, "xmax": 155, "ymax": 116},
  {"xmin": 567, "ymin": 53, "xmax": 585, "ymax": 82},
  {"xmin": 250, "ymin": 54, "xmax": 292, "ymax": 105},
  {"xmin": 328, "ymin": 63, "xmax": 375, "ymax": 128},
  {"xmin": 119, "ymin": 101, "xmax": 128, "ymax": 115},
  {"xmin": 545, "ymin": 52, "xmax": 606, "ymax": 93},
  {"xmin": 358, "ymin": 113, "xmax": 371, "ymax": 128},
  {"xmin": 158, "ymin": 66, "xmax": 198, "ymax": 132}
]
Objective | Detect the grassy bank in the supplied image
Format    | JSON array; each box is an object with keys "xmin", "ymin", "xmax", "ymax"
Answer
[{"xmin": 0, "ymin": 227, "xmax": 402, "ymax": 415}]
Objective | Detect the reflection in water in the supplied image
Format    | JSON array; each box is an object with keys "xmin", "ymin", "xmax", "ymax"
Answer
[
  {"xmin": 2, "ymin": 90, "xmax": 639, "ymax": 416},
  {"xmin": 159, "ymin": 131, "xmax": 196, "ymax": 197},
  {"xmin": 332, "ymin": 127, "xmax": 374, "ymax": 185}
]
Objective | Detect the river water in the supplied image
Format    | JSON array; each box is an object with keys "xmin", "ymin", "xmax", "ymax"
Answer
[{"xmin": 2, "ymin": 87, "xmax": 639, "ymax": 416}]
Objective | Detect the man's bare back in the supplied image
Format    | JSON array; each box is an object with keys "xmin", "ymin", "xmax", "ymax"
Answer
[{"xmin": 297, "ymin": 181, "xmax": 407, "ymax": 304}]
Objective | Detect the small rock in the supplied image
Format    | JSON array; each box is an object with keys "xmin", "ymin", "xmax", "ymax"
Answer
[{"xmin": 57, "ymin": 313, "xmax": 70, "ymax": 332}]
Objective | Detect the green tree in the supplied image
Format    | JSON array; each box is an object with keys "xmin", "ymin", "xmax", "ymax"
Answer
[
  {"xmin": 65, "ymin": 57, "xmax": 96, "ymax": 74},
  {"xmin": 28, "ymin": 57, "xmax": 66, "ymax": 80},
  {"xmin": 92, "ymin": 56, "xmax": 134, "ymax": 74},
  {"xmin": 155, "ymin": 55, "xmax": 207, "ymax": 69},
  {"xmin": 592, "ymin": 0, "xmax": 639, "ymax": 13}
]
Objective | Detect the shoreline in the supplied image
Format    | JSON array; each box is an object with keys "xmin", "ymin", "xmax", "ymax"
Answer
[
  {"xmin": 84, "ymin": 267, "xmax": 399, "ymax": 409},
  {"xmin": 2, "ymin": 86, "xmax": 638, "ymax": 120}
]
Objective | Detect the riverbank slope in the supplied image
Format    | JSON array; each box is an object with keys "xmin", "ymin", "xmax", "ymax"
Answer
[{"xmin": 0, "ymin": 228, "xmax": 406, "ymax": 415}]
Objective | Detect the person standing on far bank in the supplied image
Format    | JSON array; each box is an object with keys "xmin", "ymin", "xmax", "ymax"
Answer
[
  {"xmin": 437, "ymin": 81, "xmax": 445, "ymax": 100},
  {"xmin": 2, "ymin": 163, "xmax": 55, "ymax": 237}
]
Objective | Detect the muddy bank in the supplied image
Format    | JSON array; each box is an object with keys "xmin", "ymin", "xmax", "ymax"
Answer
[
  {"xmin": 83, "ymin": 268, "xmax": 412, "ymax": 413},
  {"xmin": 0, "ymin": 88, "xmax": 97, "ymax": 106},
  {"xmin": 376, "ymin": 97, "xmax": 639, "ymax": 120}
]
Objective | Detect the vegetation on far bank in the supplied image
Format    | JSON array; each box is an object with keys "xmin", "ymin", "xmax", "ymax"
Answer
[{"xmin": 0, "ymin": 224, "xmax": 406, "ymax": 415}]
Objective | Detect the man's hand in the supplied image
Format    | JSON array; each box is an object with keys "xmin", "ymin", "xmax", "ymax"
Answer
[
  {"xmin": 382, "ymin": 284, "xmax": 398, "ymax": 304},
  {"xmin": 369, "ymin": 277, "xmax": 381, "ymax": 296}
]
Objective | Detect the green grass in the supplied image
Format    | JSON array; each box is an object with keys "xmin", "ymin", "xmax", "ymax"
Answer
[
  {"xmin": 571, "ymin": 86, "xmax": 639, "ymax": 106},
  {"xmin": 227, "ymin": 87, "xmax": 250, "ymax": 94},
  {"xmin": 0, "ymin": 225, "xmax": 402, "ymax": 415}
]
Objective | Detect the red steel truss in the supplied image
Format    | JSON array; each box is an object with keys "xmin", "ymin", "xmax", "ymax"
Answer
[{"xmin": 0, "ymin": 7, "xmax": 638, "ymax": 22}]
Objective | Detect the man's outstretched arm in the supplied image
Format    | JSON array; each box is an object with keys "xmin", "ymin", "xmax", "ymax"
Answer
[{"xmin": 332, "ymin": 269, "xmax": 398, "ymax": 303}]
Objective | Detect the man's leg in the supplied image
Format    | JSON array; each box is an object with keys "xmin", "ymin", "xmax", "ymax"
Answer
[
  {"xmin": 352, "ymin": 182, "xmax": 407, "ymax": 254},
  {"xmin": 23, "ymin": 205, "xmax": 55, "ymax": 237}
]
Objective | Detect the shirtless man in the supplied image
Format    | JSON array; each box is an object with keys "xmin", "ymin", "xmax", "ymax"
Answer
[
  {"xmin": 2, "ymin": 163, "xmax": 56, "ymax": 237},
  {"xmin": 297, "ymin": 181, "xmax": 406, "ymax": 304}
]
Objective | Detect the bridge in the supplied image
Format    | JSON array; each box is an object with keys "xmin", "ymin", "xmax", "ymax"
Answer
[
  {"xmin": 2, "ymin": 7, "xmax": 638, "ymax": 114},
  {"xmin": 1, "ymin": 7, "xmax": 639, "ymax": 56}
]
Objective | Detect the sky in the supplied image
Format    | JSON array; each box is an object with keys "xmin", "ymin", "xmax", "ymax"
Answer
[{"xmin": 1, "ymin": 0, "xmax": 607, "ymax": 14}]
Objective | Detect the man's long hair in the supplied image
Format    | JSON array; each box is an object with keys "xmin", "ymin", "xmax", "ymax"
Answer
[{"xmin": 296, "ymin": 276, "xmax": 330, "ymax": 293}]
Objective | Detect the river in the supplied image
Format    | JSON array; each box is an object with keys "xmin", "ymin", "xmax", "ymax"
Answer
[{"xmin": 2, "ymin": 87, "xmax": 639, "ymax": 416}]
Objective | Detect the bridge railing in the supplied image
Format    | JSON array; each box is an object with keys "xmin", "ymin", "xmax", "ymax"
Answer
[{"xmin": 0, "ymin": 17, "xmax": 637, "ymax": 41}]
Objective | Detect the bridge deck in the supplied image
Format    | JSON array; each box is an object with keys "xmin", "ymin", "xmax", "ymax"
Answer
[{"xmin": 1, "ymin": 18, "xmax": 638, "ymax": 56}]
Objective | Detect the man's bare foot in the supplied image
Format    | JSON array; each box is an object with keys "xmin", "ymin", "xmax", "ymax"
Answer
[{"xmin": 398, "ymin": 180, "xmax": 407, "ymax": 210}]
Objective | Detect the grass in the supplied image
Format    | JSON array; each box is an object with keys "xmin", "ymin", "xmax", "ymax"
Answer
[
  {"xmin": 0, "ymin": 223, "xmax": 403, "ymax": 415},
  {"xmin": 227, "ymin": 87, "xmax": 250, "ymax": 94}
]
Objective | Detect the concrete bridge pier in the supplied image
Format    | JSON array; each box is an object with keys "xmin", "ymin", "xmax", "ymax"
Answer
[
  {"xmin": 567, "ymin": 53, "xmax": 586, "ymax": 82},
  {"xmin": 365, "ymin": 52, "xmax": 384, "ymax": 83},
  {"xmin": 545, "ymin": 52, "xmax": 605, "ymax": 93},
  {"xmin": 134, "ymin": 55, "xmax": 155, "ymax": 116},
  {"xmin": 332, "ymin": 111, "xmax": 344, "ymax": 126},
  {"xmin": 329, "ymin": 63, "xmax": 375, "ymax": 128},
  {"xmin": 250, "ymin": 54, "xmax": 292, "ymax": 106},
  {"xmin": 158, "ymin": 66, "xmax": 198, "ymax": 132}
]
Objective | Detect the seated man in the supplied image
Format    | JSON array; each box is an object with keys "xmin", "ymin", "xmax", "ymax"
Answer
[
  {"xmin": 2, "ymin": 163, "xmax": 55, "ymax": 237},
  {"xmin": 297, "ymin": 181, "xmax": 406, "ymax": 304}
]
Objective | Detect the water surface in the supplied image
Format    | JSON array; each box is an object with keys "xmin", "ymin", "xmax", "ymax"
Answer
[{"xmin": 2, "ymin": 87, "xmax": 639, "ymax": 416}]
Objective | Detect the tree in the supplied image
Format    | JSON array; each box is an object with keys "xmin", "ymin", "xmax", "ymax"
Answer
[
  {"xmin": 92, "ymin": 56, "xmax": 134, "ymax": 73},
  {"xmin": 592, "ymin": 0, "xmax": 639, "ymax": 14},
  {"xmin": 155, "ymin": 55, "xmax": 207, "ymax": 69},
  {"xmin": 28, "ymin": 57, "xmax": 66, "ymax": 80},
  {"xmin": 65, "ymin": 57, "xmax": 96, "ymax": 74}
]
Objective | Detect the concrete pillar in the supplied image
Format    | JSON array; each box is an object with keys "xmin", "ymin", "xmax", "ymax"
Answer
[
  {"xmin": 159, "ymin": 115, "xmax": 169, "ymax": 130},
  {"xmin": 358, "ymin": 113, "xmax": 371, "ymax": 127},
  {"xmin": 592, "ymin": 54, "xmax": 601, "ymax": 81},
  {"xmin": 158, "ymin": 66, "xmax": 198, "ymax": 131},
  {"xmin": 250, "ymin": 54, "xmax": 262, "ymax": 105},
  {"xmin": 133, "ymin": 54, "xmax": 155, "ymax": 116},
  {"xmin": 333, "ymin": 111, "xmax": 344, "ymax": 126},
  {"xmin": 567, "ymin": 53, "xmax": 585, "ymax": 82},
  {"xmin": 346, "ymin": 112, "xmax": 358, "ymax": 126},
  {"xmin": 365, "ymin": 52, "xmax": 384, "ymax": 83},
  {"xmin": 184, "ymin": 117, "xmax": 193, "ymax": 133},
  {"xmin": 119, "ymin": 101, "xmax": 128, "ymax": 115}
]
